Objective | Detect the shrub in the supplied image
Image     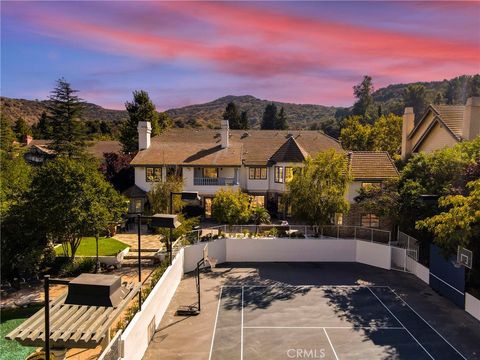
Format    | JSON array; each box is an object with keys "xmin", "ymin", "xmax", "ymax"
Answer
[{"xmin": 59, "ymin": 258, "xmax": 96, "ymax": 277}]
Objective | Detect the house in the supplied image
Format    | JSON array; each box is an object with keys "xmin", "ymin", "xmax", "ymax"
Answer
[
  {"xmin": 130, "ymin": 120, "xmax": 399, "ymax": 230},
  {"xmin": 24, "ymin": 139, "xmax": 121, "ymax": 164},
  {"xmin": 401, "ymin": 96, "xmax": 480, "ymax": 160}
]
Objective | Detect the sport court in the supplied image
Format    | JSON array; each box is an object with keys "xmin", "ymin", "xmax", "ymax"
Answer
[
  {"xmin": 210, "ymin": 285, "xmax": 465, "ymax": 360},
  {"xmin": 143, "ymin": 263, "xmax": 480, "ymax": 360}
]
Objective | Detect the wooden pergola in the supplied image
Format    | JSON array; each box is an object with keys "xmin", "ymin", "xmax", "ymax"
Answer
[{"xmin": 6, "ymin": 282, "xmax": 140, "ymax": 351}]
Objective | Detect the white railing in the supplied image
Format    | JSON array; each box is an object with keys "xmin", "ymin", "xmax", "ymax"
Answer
[
  {"xmin": 193, "ymin": 177, "xmax": 238, "ymax": 186},
  {"xmin": 187, "ymin": 224, "xmax": 391, "ymax": 245},
  {"xmin": 395, "ymin": 230, "xmax": 419, "ymax": 261}
]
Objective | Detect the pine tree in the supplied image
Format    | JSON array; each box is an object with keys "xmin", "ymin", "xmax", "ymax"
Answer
[
  {"xmin": 403, "ymin": 84, "xmax": 427, "ymax": 123},
  {"xmin": 13, "ymin": 117, "xmax": 31, "ymax": 141},
  {"xmin": 434, "ymin": 92, "xmax": 443, "ymax": 105},
  {"xmin": 275, "ymin": 107, "xmax": 288, "ymax": 130},
  {"xmin": 33, "ymin": 111, "xmax": 53, "ymax": 139},
  {"xmin": 468, "ymin": 74, "xmax": 480, "ymax": 98},
  {"xmin": 222, "ymin": 102, "xmax": 241, "ymax": 129},
  {"xmin": 352, "ymin": 75, "xmax": 374, "ymax": 122},
  {"xmin": 240, "ymin": 111, "xmax": 249, "ymax": 130},
  {"xmin": 120, "ymin": 90, "xmax": 161, "ymax": 153},
  {"xmin": 445, "ymin": 78, "xmax": 461, "ymax": 105},
  {"xmin": 47, "ymin": 78, "xmax": 86, "ymax": 157},
  {"xmin": 261, "ymin": 103, "xmax": 278, "ymax": 130},
  {"xmin": 0, "ymin": 115, "xmax": 15, "ymax": 152}
]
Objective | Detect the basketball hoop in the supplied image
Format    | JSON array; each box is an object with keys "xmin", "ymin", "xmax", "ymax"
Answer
[{"xmin": 457, "ymin": 246, "xmax": 473, "ymax": 269}]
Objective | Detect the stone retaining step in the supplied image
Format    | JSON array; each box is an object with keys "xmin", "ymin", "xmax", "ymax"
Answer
[
  {"xmin": 122, "ymin": 258, "xmax": 155, "ymax": 267},
  {"xmin": 124, "ymin": 254, "xmax": 157, "ymax": 260},
  {"xmin": 129, "ymin": 248, "xmax": 160, "ymax": 253}
]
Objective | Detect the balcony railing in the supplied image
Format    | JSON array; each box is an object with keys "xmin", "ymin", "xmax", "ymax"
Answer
[{"xmin": 193, "ymin": 177, "xmax": 238, "ymax": 186}]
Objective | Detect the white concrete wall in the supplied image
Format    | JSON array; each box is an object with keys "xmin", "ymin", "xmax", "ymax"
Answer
[
  {"xmin": 135, "ymin": 167, "xmax": 151, "ymax": 192},
  {"xmin": 391, "ymin": 246, "xmax": 407, "ymax": 270},
  {"xmin": 465, "ymin": 293, "xmax": 480, "ymax": 322},
  {"xmin": 226, "ymin": 238, "xmax": 356, "ymax": 262},
  {"xmin": 121, "ymin": 248, "xmax": 184, "ymax": 360},
  {"xmin": 356, "ymin": 240, "xmax": 391, "ymax": 270},
  {"xmin": 183, "ymin": 239, "xmax": 227, "ymax": 272},
  {"xmin": 405, "ymin": 257, "xmax": 429, "ymax": 284}
]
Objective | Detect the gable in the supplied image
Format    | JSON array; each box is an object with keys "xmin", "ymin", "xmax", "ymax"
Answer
[{"xmin": 413, "ymin": 120, "xmax": 459, "ymax": 153}]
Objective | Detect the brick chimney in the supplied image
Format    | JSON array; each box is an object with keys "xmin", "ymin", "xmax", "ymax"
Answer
[
  {"xmin": 462, "ymin": 97, "xmax": 480, "ymax": 140},
  {"xmin": 221, "ymin": 119, "xmax": 229, "ymax": 149},
  {"xmin": 401, "ymin": 107, "xmax": 415, "ymax": 161},
  {"xmin": 137, "ymin": 121, "xmax": 151, "ymax": 151}
]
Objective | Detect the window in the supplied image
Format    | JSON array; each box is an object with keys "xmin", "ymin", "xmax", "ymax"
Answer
[
  {"xmin": 285, "ymin": 167, "xmax": 294, "ymax": 183},
  {"xmin": 146, "ymin": 167, "xmax": 162, "ymax": 182},
  {"xmin": 166, "ymin": 166, "xmax": 182, "ymax": 178},
  {"xmin": 274, "ymin": 166, "xmax": 284, "ymax": 183},
  {"xmin": 361, "ymin": 214, "xmax": 379, "ymax": 228},
  {"xmin": 249, "ymin": 167, "xmax": 267, "ymax": 180},
  {"xmin": 334, "ymin": 213, "xmax": 343, "ymax": 225},
  {"xmin": 202, "ymin": 168, "xmax": 218, "ymax": 178},
  {"xmin": 251, "ymin": 195, "xmax": 265, "ymax": 208},
  {"xmin": 134, "ymin": 199, "xmax": 143, "ymax": 213},
  {"xmin": 204, "ymin": 197, "xmax": 213, "ymax": 218}
]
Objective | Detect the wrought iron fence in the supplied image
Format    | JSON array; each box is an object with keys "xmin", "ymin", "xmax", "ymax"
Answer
[{"xmin": 394, "ymin": 230, "xmax": 419, "ymax": 261}]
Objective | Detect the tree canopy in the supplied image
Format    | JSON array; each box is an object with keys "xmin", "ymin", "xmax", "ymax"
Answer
[
  {"xmin": 223, "ymin": 101, "xmax": 242, "ymax": 129},
  {"xmin": 47, "ymin": 78, "xmax": 87, "ymax": 157},
  {"xmin": 261, "ymin": 103, "xmax": 278, "ymax": 130},
  {"xmin": 212, "ymin": 188, "xmax": 252, "ymax": 225},
  {"xmin": 28, "ymin": 157, "xmax": 127, "ymax": 259},
  {"xmin": 287, "ymin": 150, "xmax": 351, "ymax": 225},
  {"xmin": 403, "ymin": 84, "xmax": 427, "ymax": 123},
  {"xmin": 352, "ymin": 75, "xmax": 375, "ymax": 122},
  {"xmin": 120, "ymin": 90, "xmax": 170, "ymax": 153},
  {"xmin": 275, "ymin": 107, "xmax": 288, "ymax": 130}
]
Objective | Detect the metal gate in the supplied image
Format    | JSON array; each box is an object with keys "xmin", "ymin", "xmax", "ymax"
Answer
[
  {"xmin": 391, "ymin": 246, "xmax": 407, "ymax": 271},
  {"xmin": 429, "ymin": 244, "xmax": 465, "ymax": 308}
]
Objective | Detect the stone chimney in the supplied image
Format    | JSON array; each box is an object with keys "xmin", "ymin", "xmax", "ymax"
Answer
[
  {"xmin": 137, "ymin": 121, "xmax": 151, "ymax": 151},
  {"xmin": 221, "ymin": 119, "xmax": 229, "ymax": 149},
  {"xmin": 23, "ymin": 134, "xmax": 33, "ymax": 146},
  {"xmin": 462, "ymin": 97, "xmax": 480, "ymax": 140},
  {"xmin": 401, "ymin": 107, "xmax": 415, "ymax": 161}
]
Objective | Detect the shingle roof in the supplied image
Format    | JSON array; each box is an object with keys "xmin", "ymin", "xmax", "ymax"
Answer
[
  {"xmin": 130, "ymin": 129, "xmax": 342, "ymax": 166},
  {"xmin": 431, "ymin": 105, "xmax": 464, "ymax": 138},
  {"xmin": 270, "ymin": 136, "xmax": 309, "ymax": 163},
  {"xmin": 27, "ymin": 140, "xmax": 121, "ymax": 158},
  {"xmin": 348, "ymin": 151, "xmax": 399, "ymax": 180}
]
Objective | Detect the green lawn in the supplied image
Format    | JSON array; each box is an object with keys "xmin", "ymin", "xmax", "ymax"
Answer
[
  {"xmin": 0, "ymin": 306, "xmax": 41, "ymax": 360},
  {"xmin": 55, "ymin": 237, "xmax": 129, "ymax": 257}
]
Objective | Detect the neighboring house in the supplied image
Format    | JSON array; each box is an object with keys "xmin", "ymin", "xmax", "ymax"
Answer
[
  {"xmin": 24, "ymin": 139, "xmax": 121, "ymax": 164},
  {"xmin": 130, "ymin": 120, "xmax": 399, "ymax": 230},
  {"xmin": 401, "ymin": 96, "xmax": 480, "ymax": 160}
]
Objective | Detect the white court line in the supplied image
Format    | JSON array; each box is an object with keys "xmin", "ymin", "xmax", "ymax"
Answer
[
  {"xmin": 429, "ymin": 273, "xmax": 465, "ymax": 295},
  {"xmin": 367, "ymin": 287, "xmax": 434, "ymax": 360},
  {"xmin": 208, "ymin": 286, "xmax": 223, "ymax": 360},
  {"xmin": 241, "ymin": 286, "xmax": 244, "ymax": 360},
  {"xmin": 323, "ymin": 328, "xmax": 339, "ymax": 360},
  {"xmin": 221, "ymin": 285, "xmax": 391, "ymax": 288},
  {"xmin": 243, "ymin": 326, "xmax": 404, "ymax": 330},
  {"xmin": 387, "ymin": 287, "xmax": 467, "ymax": 360}
]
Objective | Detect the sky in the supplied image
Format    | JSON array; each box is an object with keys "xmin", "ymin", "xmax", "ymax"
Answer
[{"xmin": 1, "ymin": 1, "xmax": 479, "ymax": 110}]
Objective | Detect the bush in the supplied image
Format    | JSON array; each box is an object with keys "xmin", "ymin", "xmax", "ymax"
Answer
[{"xmin": 59, "ymin": 258, "xmax": 96, "ymax": 277}]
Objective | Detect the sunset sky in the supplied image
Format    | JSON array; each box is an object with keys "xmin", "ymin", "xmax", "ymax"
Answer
[{"xmin": 1, "ymin": 1, "xmax": 479, "ymax": 110}]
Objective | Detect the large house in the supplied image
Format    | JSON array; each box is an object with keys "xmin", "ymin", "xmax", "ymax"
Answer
[
  {"xmin": 129, "ymin": 120, "xmax": 398, "ymax": 230},
  {"xmin": 401, "ymin": 96, "xmax": 480, "ymax": 160}
]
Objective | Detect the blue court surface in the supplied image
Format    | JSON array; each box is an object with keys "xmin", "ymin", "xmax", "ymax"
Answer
[{"xmin": 209, "ymin": 285, "xmax": 466, "ymax": 360}]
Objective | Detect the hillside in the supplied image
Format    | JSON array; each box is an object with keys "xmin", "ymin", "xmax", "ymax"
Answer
[
  {"xmin": 0, "ymin": 97, "xmax": 128, "ymax": 126},
  {"xmin": 1, "ymin": 75, "xmax": 475, "ymax": 134},
  {"xmin": 166, "ymin": 95, "xmax": 342, "ymax": 129}
]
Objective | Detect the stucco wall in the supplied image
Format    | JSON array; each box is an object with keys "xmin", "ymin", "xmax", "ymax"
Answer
[{"xmin": 416, "ymin": 122, "xmax": 458, "ymax": 153}]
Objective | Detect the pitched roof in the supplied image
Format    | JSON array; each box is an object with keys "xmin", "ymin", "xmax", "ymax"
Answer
[
  {"xmin": 408, "ymin": 104, "xmax": 464, "ymax": 141},
  {"xmin": 269, "ymin": 136, "xmax": 309, "ymax": 163},
  {"xmin": 431, "ymin": 105, "xmax": 464, "ymax": 138},
  {"xmin": 26, "ymin": 140, "xmax": 121, "ymax": 158},
  {"xmin": 122, "ymin": 185, "xmax": 146, "ymax": 198},
  {"xmin": 130, "ymin": 129, "xmax": 342, "ymax": 166},
  {"xmin": 348, "ymin": 151, "xmax": 399, "ymax": 180}
]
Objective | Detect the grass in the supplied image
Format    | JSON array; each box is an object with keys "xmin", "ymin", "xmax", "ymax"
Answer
[
  {"xmin": 55, "ymin": 237, "xmax": 128, "ymax": 257},
  {"xmin": 0, "ymin": 306, "xmax": 41, "ymax": 360}
]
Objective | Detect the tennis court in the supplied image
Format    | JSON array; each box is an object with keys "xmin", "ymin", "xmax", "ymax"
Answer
[{"xmin": 209, "ymin": 285, "xmax": 466, "ymax": 360}]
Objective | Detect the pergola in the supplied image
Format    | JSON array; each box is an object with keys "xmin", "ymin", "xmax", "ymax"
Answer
[{"xmin": 6, "ymin": 275, "xmax": 140, "ymax": 359}]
